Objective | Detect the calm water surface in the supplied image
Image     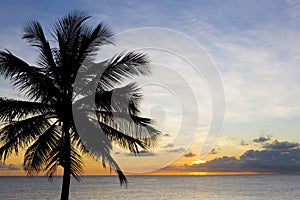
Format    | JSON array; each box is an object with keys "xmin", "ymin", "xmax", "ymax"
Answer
[{"xmin": 0, "ymin": 175, "xmax": 299, "ymax": 199}]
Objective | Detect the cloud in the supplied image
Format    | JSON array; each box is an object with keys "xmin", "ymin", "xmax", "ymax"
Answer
[
  {"xmin": 0, "ymin": 162, "xmax": 21, "ymax": 170},
  {"xmin": 1, "ymin": 1, "xmax": 300, "ymax": 125},
  {"xmin": 184, "ymin": 148, "xmax": 300, "ymax": 173},
  {"xmin": 163, "ymin": 143, "xmax": 174, "ymax": 148},
  {"xmin": 240, "ymin": 140, "xmax": 249, "ymax": 146},
  {"xmin": 126, "ymin": 150, "xmax": 156, "ymax": 157},
  {"xmin": 183, "ymin": 151, "xmax": 196, "ymax": 158},
  {"xmin": 179, "ymin": 1, "xmax": 300, "ymax": 123},
  {"xmin": 263, "ymin": 141, "xmax": 299, "ymax": 150},
  {"xmin": 166, "ymin": 148, "xmax": 185, "ymax": 153},
  {"xmin": 209, "ymin": 148, "xmax": 218, "ymax": 154},
  {"xmin": 253, "ymin": 136, "xmax": 271, "ymax": 143}
]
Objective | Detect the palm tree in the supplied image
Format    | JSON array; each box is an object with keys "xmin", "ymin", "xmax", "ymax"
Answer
[{"xmin": 0, "ymin": 11, "xmax": 159, "ymax": 200}]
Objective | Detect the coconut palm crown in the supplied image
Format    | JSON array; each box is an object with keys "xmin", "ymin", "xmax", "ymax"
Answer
[{"xmin": 0, "ymin": 11, "xmax": 159, "ymax": 200}]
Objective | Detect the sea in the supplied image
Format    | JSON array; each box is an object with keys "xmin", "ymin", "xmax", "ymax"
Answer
[{"xmin": 0, "ymin": 175, "xmax": 299, "ymax": 200}]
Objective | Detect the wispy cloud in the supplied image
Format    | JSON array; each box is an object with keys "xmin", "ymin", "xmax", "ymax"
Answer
[
  {"xmin": 163, "ymin": 143, "xmax": 174, "ymax": 148},
  {"xmin": 2, "ymin": 1, "xmax": 300, "ymax": 124},
  {"xmin": 177, "ymin": 1, "xmax": 300, "ymax": 124},
  {"xmin": 166, "ymin": 148, "xmax": 185, "ymax": 153},
  {"xmin": 125, "ymin": 150, "xmax": 156, "ymax": 157},
  {"xmin": 0, "ymin": 162, "xmax": 21, "ymax": 170}
]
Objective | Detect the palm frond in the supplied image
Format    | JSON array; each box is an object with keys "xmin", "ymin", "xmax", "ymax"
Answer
[
  {"xmin": 0, "ymin": 97, "xmax": 53, "ymax": 121},
  {"xmin": 69, "ymin": 146, "xmax": 84, "ymax": 180},
  {"xmin": 98, "ymin": 111, "xmax": 157, "ymax": 132},
  {"xmin": 72, "ymin": 107, "xmax": 113, "ymax": 154},
  {"xmin": 23, "ymin": 20, "xmax": 57, "ymax": 78},
  {"xmin": 73, "ymin": 82, "xmax": 159, "ymax": 153},
  {"xmin": 24, "ymin": 121, "xmax": 60, "ymax": 175},
  {"xmin": 71, "ymin": 109, "xmax": 127, "ymax": 183},
  {"xmin": 52, "ymin": 11, "xmax": 114, "ymax": 87},
  {"xmin": 95, "ymin": 83, "xmax": 143, "ymax": 115},
  {"xmin": 52, "ymin": 11, "xmax": 91, "ymax": 87},
  {"xmin": 96, "ymin": 83, "xmax": 159, "ymax": 135},
  {"xmin": 0, "ymin": 51, "xmax": 59, "ymax": 102},
  {"xmin": 52, "ymin": 10, "xmax": 90, "ymax": 44},
  {"xmin": 99, "ymin": 51, "xmax": 150, "ymax": 89},
  {"xmin": 98, "ymin": 121, "xmax": 146, "ymax": 153},
  {"xmin": 67, "ymin": 23, "xmax": 114, "ymax": 86},
  {"xmin": 76, "ymin": 22, "xmax": 114, "ymax": 65},
  {"xmin": 45, "ymin": 139, "xmax": 84, "ymax": 181},
  {"xmin": 45, "ymin": 144, "xmax": 61, "ymax": 179},
  {"xmin": 97, "ymin": 117, "xmax": 158, "ymax": 153},
  {"xmin": 98, "ymin": 143, "xmax": 128, "ymax": 185},
  {"xmin": 0, "ymin": 113, "xmax": 53, "ymax": 161}
]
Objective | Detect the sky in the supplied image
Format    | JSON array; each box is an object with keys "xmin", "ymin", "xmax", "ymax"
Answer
[{"xmin": 0, "ymin": 0, "xmax": 300, "ymax": 175}]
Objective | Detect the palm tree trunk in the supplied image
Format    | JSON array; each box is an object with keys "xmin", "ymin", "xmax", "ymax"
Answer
[
  {"xmin": 60, "ymin": 123, "xmax": 71, "ymax": 200},
  {"xmin": 61, "ymin": 162, "xmax": 71, "ymax": 200}
]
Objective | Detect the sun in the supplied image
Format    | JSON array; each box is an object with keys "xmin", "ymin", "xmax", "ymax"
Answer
[{"xmin": 189, "ymin": 172, "xmax": 208, "ymax": 175}]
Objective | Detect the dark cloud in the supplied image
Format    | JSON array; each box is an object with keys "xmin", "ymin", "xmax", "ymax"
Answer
[
  {"xmin": 240, "ymin": 140, "xmax": 249, "ymax": 146},
  {"xmin": 253, "ymin": 136, "xmax": 271, "ymax": 143},
  {"xmin": 209, "ymin": 148, "xmax": 218, "ymax": 154},
  {"xmin": 126, "ymin": 150, "xmax": 156, "ymax": 157},
  {"xmin": 0, "ymin": 162, "xmax": 21, "ymax": 170},
  {"xmin": 183, "ymin": 151, "xmax": 196, "ymax": 157},
  {"xmin": 184, "ymin": 148, "xmax": 300, "ymax": 173},
  {"xmin": 263, "ymin": 141, "xmax": 299, "ymax": 150}
]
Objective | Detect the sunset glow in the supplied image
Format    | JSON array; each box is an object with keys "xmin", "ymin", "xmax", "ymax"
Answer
[{"xmin": 191, "ymin": 160, "xmax": 207, "ymax": 165}]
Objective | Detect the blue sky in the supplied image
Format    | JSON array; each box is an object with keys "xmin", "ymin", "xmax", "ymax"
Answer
[{"xmin": 0, "ymin": 0, "xmax": 300, "ymax": 173}]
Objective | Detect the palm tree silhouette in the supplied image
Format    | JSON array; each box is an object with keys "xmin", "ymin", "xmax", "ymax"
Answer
[{"xmin": 0, "ymin": 11, "xmax": 159, "ymax": 200}]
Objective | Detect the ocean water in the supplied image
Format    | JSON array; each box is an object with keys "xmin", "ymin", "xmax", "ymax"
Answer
[{"xmin": 0, "ymin": 175, "xmax": 299, "ymax": 200}]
